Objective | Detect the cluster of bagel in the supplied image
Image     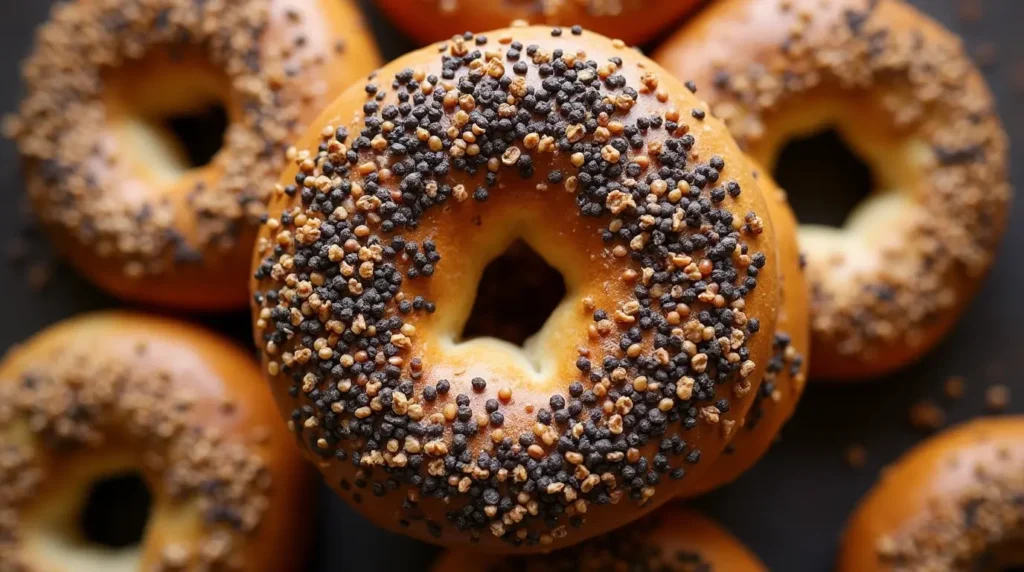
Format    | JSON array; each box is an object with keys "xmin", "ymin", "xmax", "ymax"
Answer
[{"xmin": 2, "ymin": 0, "xmax": 1016, "ymax": 571}]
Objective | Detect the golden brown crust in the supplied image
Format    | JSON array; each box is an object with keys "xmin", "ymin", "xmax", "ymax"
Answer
[
  {"xmin": 838, "ymin": 416, "xmax": 1024, "ymax": 571},
  {"xmin": 0, "ymin": 312, "xmax": 310, "ymax": 571},
  {"xmin": 432, "ymin": 506, "xmax": 766, "ymax": 571},
  {"xmin": 6, "ymin": 0, "xmax": 380, "ymax": 310},
  {"xmin": 653, "ymin": 0, "xmax": 1011, "ymax": 379},
  {"xmin": 686, "ymin": 164, "xmax": 809, "ymax": 495},
  {"xmin": 373, "ymin": 0, "xmax": 702, "ymax": 47},
  {"xmin": 250, "ymin": 26, "xmax": 787, "ymax": 552}
]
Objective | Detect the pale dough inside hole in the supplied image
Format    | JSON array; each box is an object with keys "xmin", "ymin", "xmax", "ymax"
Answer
[
  {"xmin": 461, "ymin": 239, "xmax": 567, "ymax": 345},
  {"xmin": 759, "ymin": 104, "xmax": 930, "ymax": 278},
  {"xmin": 113, "ymin": 101, "xmax": 229, "ymax": 184},
  {"xmin": 440, "ymin": 230, "xmax": 580, "ymax": 376},
  {"xmin": 103, "ymin": 47, "xmax": 235, "ymax": 186},
  {"xmin": 23, "ymin": 458, "xmax": 148, "ymax": 572},
  {"xmin": 22, "ymin": 455, "xmax": 198, "ymax": 572},
  {"xmin": 406, "ymin": 185, "xmax": 619, "ymax": 389}
]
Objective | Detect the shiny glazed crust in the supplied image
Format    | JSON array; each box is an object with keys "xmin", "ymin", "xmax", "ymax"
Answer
[
  {"xmin": 251, "ymin": 25, "xmax": 788, "ymax": 552},
  {"xmin": 686, "ymin": 165, "xmax": 809, "ymax": 495}
]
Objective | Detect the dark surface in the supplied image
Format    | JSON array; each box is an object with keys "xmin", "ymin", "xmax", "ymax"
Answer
[
  {"xmin": 0, "ymin": 1, "xmax": 1020, "ymax": 571},
  {"xmin": 773, "ymin": 129, "xmax": 876, "ymax": 228}
]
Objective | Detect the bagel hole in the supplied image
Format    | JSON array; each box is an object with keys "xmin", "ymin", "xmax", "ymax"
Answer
[
  {"xmin": 79, "ymin": 472, "xmax": 152, "ymax": 549},
  {"xmin": 773, "ymin": 128, "xmax": 875, "ymax": 228},
  {"xmin": 104, "ymin": 47, "xmax": 233, "ymax": 178},
  {"xmin": 462, "ymin": 240, "xmax": 566, "ymax": 347},
  {"xmin": 161, "ymin": 102, "xmax": 229, "ymax": 169}
]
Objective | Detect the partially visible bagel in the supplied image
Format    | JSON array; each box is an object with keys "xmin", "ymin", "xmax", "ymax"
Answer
[
  {"xmin": 839, "ymin": 417, "xmax": 1024, "ymax": 571},
  {"xmin": 687, "ymin": 164, "xmax": 809, "ymax": 496},
  {"xmin": 654, "ymin": 0, "xmax": 1010, "ymax": 379},
  {"xmin": 0, "ymin": 312, "xmax": 310, "ymax": 571},
  {"xmin": 373, "ymin": 1, "xmax": 702, "ymax": 46},
  {"xmin": 432, "ymin": 506, "xmax": 766, "ymax": 571},
  {"xmin": 6, "ymin": 0, "xmax": 380, "ymax": 309}
]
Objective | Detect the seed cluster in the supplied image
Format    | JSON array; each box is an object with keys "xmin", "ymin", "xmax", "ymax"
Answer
[
  {"xmin": 744, "ymin": 330, "xmax": 804, "ymax": 431},
  {"xmin": 873, "ymin": 432, "xmax": 1023, "ymax": 569},
  {"xmin": 0, "ymin": 340, "xmax": 274, "ymax": 570},
  {"xmin": 4, "ymin": 0, "xmax": 339, "ymax": 278},
  {"xmin": 253, "ymin": 27, "xmax": 773, "ymax": 547},
  {"xmin": 666, "ymin": 0, "xmax": 1010, "ymax": 359},
  {"xmin": 474, "ymin": 511, "xmax": 713, "ymax": 572}
]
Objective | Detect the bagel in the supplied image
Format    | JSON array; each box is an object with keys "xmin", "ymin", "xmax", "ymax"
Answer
[
  {"xmin": 5, "ymin": 0, "xmax": 380, "ymax": 310},
  {"xmin": 432, "ymin": 506, "xmax": 766, "ymax": 571},
  {"xmin": 686, "ymin": 165, "xmax": 809, "ymax": 496},
  {"xmin": 653, "ymin": 0, "xmax": 1011, "ymax": 379},
  {"xmin": 839, "ymin": 416, "xmax": 1024, "ymax": 571},
  {"xmin": 251, "ymin": 26, "xmax": 791, "ymax": 551},
  {"xmin": 0, "ymin": 312, "xmax": 309, "ymax": 571},
  {"xmin": 372, "ymin": 1, "xmax": 702, "ymax": 47}
]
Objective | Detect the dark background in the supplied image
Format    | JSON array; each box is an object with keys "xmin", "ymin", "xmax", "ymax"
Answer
[{"xmin": 0, "ymin": 1, "xmax": 1020, "ymax": 570}]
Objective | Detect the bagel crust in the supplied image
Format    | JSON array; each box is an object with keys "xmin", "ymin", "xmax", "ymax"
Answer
[
  {"xmin": 372, "ymin": 1, "xmax": 702, "ymax": 47},
  {"xmin": 654, "ymin": 0, "xmax": 1011, "ymax": 379},
  {"xmin": 251, "ymin": 26, "xmax": 786, "ymax": 551},
  {"xmin": 839, "ymin": 417, "xmax": 1024, "ymax": 571},
  {"xmin": 687, "ymin": 166, "xmax": 809, "ymax": 495},
  {"xmin": 0, "ymin": 313, "xmax": 310, "ymax": 571},
  {"xmin": 432, "ymin": 506, "xmax": 766, "ymax": 571},
  {"xmin": 5, "ymin": 0, "xmax": 380, "ymax": 310}
]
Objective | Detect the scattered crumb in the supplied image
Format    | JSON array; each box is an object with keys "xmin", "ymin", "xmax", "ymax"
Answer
[
  {"xmin": 27, "ymin": 262, "xmax": 52, "ymax": 291},
  {"xmin": 957, "ymin": 0, "xmax": 983, "ymax": 24},
  {"xmin": 984, "ymin": 361, "xmax": 1005, "ymax": 383},
  {"xmin": 974, "ymin": 42, "xmax": 997, "ymax": 69},
  {"xmin": 5, "ymin": 238, "xmax": 28, "ymax": 263},
  {"xmin": 845, "ymin": 444, "xmax": 867, "ymax": 469},
  {"xmin": 1011, "ymin": 61, "xmax": 1024, "ymax": 94},
  {"xmin": 943, "ymin": 376, "xmax": 966, "ymax": 400},
  {"xmin": 909, "ymin": 400, "xmax": 946, "ymax": 432},
  {"xmin": 985, "ymin": 384, "xmax": 1011, "ymax": 413},
  {"xmin": 6, "ymin": 197, "xmax": 60, "ymax": 291}
]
